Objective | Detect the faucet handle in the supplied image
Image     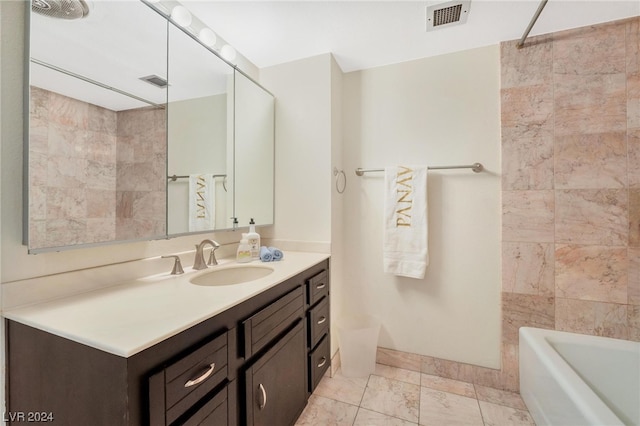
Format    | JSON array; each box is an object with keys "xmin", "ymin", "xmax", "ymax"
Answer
[
  {"xmin": 162, "ymin": 255, "xmax": 184, "ymax": 275},
  {"xmin": 208, "ymin": 242, "xmax": 220, "ymax": 266}
]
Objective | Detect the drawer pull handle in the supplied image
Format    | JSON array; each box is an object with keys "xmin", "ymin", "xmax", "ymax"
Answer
[
  {"xmin": 317, "ymin": 316, "xmax": 327, "ymax": 325},
  {"xmin": 184, "ymin": 363, "xmax": 215, "ymax": 388},
  {"xmin": 316, "ymin": 282, "xmax": 326, "ymax": 290},
  {"xmin": 317, "ymin": 357, "xmax": 327, "ymax": 368},
  {"xmin": 258, "ymin": 383, "xmax": 267, "ymax": 410}
]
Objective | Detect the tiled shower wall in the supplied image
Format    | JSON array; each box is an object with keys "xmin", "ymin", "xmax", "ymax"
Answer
[
  {"xmin": 501, "ymin": 17, "xmax": 640, "ymax": 350},
  {"xmin": 375, "ymin": 17, "xmax": 639, "ymax": 393},
  {"xmin": 28, "ymin": 87, "xmax": 166, "ymax": 248},
  {"xmin": 115, "ymin": 107, "xmax": 167, "ymax": 240}
]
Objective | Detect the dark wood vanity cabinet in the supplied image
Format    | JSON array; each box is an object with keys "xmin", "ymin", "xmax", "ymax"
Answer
[
  {"xmin": 5, "ymin": 258, "xmax": 330, "ymax": 426},
  {"xmin": 305, "ymin": 268, "xmax": 331, "ymax": 393}
]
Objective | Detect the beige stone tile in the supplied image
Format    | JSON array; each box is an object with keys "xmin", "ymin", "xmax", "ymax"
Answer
[
  {"xmin": 500, "ymin": 35, "xmax": 553, "ymax": 89},
  {"xmin": 629, "ymin": 305, "xmax": 640, "ymax": 342},
  {"xmin": 49, "ymin": 90, "xmax": 89, "ymax": 128},
  {"xmin": 45, "ymin": 218, "xmax": 87, "ymax": 247},
  {"xmin": 479, "ymin": 400, "xmax": 536, "ymax": 426},
  {"xmin": 46, "ymin": 186, "xmax": 86, "ymax": 219},
  {"xmin": 628, "ymin": 18, "xmax": 640, "ymax": 73},
  {"xmin": 420, "ymin": 374, "xmax": 476, "ymax": 398},
  {"xmin": 474, "ymin": 385, "xmax": 527, "ymax": 411},
  {"xmin": 353, "ymin": 408, "xmax": 417, "ymax": 426},
  {"xmin": 501, "ymin": 84, "xmax": 554, "ymax": 130},
  {"xmin": 630, "ymin": 189, "xmax": 640, "ymax": 247},
  {"xmin": 360, "ymin": 375, "xmax": 420, "ymax": 423},
  {"xmin": 314, "ymin": 370, "xmax": 368, "ymax": 405},
  {"xmin": 502, "ymin": 190, "xmax": 555, "ymax": 243},
  {"xmin": 295, "ymin": 395, "xmax": 358, "ymax": 426},
  {"xmin": 630, "ymin": 130, "xmax": 640, "ymax": 188},
  {"xmin": 421, "ymin": 357, "xmax": 475, "ymax": 383},
  {"xmin": 556, "ymin": 298, "xmax": 629, "ymax": 339},
  {"xmin": 373, "ymin": 364, "xmax": 421, "ymax": 385},
  {"xmin": 500, "ymin": 343, "xmax": 520, "ymax": 392},
  {"xmin": 502, "ymin": 292, "xmax": 555, "ymax": 344},
  {"xmin": 555, "ymin": 244, "xmax": 628, "ymax": 304},
  {"xmin": 501, "ymin": 132, "xmax": 554, "ymax": 191},
  {"xmin": 555, "ymin": 189, "xmax": 628, "ymax": 246},
  {"xmin": 86, "ymin": 190, "xmax": 115, "ymax": 219},
  {"xmin": 47, "ymin": 155, "xmax": 87, "ymax": 189},
  {"xmin": 419, "ymin": 387, "xmax": 483, "ymax": 426},
  {"xmin": 502, "ymin": 242, "xmax": 554, "ymax": 296},
  {"xmin": 377, "ymin": 347, "xmax": 421, "ymax": 372},
  {"xmin": 554, "ymin": 72, "xmax": 627, "ymax": 136},
  {"xmin": 555, "ymin": 132, "xmax": 627, "ymax": 189},
  {"xmin": 629, "ymin": 72, "xmax": 640, "ymax": 130},
  {"xmin": 630, "ymin": 247, "xmax": 640, "ymax": 305},
  {"xmin": 472, "ymin": 366, "xmax": 504, "ymax": 391},
  {"xmin": 86, "ymin": 218, "xmax": 116, "ymax": 243},
  {"xmin": 553, "ymin": 20, "xmax": 626, "ymax": 76}
]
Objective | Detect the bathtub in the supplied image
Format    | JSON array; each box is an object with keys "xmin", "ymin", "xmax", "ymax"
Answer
[{"xmin": 519, "ymin": 327, "xmax": 640, "ymax": 426}]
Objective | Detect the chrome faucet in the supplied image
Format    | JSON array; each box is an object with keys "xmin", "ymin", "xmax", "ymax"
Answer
[{"xmin": 193, "ymin": 239, "xmax": 220, "ymax": 270}]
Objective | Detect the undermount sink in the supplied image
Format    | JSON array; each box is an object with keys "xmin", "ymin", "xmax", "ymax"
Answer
[{"xmin": 190, "ymin": 265, "xmax": 274, "ymax": 286}]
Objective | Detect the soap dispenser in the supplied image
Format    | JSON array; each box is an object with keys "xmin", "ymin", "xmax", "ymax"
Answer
[
  {"xmin": 247, "ymin": 218, "xmax": 261, "ymax": 260},
  {"xmin": 236, "ymin": 233, "xmax": 252, "ymax": 263}
]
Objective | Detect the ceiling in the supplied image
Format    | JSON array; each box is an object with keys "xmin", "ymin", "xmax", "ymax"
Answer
[{"xmin": 183, "ymin": 0, "xmax": 640, "ymax": 73}]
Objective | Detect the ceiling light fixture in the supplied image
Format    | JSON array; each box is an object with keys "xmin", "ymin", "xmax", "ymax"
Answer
[
  {"xmin": 198, "ymin": 27, "xmax": 217, "ymax": 47},
  {"xmin": 170, "ymin": 5, "xmax": 192, "ymax": 28},
  {"xmin": 220, "ymin": 45, "xmax": 236, "ymax": 62},
  {"xmin": 143, "ymin": 0, "xmax": 239, "ymax": 65}
]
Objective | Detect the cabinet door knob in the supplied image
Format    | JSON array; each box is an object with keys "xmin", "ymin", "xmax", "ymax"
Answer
[
  {"xmin": 184, "ymin": 363, "xmax": 215, "ymax": 388},
  {"xmin": 317, "ymin": 357, "xmax": 327, "ymax": 368},
  {"xmin": 316, "ymin": 282, "xmax": 326, "ymax": 290},
  {"xmin": 258, "ymin": 383, "xmax": 267, "ymax": 410},
  {"xmin": 317, "ymin": 316, "xmax": 327, "ymax": 325}
]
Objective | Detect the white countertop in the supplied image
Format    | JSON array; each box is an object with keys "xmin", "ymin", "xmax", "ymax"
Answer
[{"xmin": 4, "ymin": 251, "xmax": 329, "ymax": 357}]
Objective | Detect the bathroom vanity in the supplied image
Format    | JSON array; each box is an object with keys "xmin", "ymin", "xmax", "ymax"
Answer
[{"xmin": 5, "ymin": 253, "xmax": 330, "ymax": 425}]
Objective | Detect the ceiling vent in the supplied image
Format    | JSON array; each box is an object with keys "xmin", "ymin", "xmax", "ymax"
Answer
[
  {"xmin": 426, "ymin": 1, "xmax": 471, "ymax": 31},
  {"xmin": 139, "ymin": 75, "xmax": 168, "ymax": 89}
]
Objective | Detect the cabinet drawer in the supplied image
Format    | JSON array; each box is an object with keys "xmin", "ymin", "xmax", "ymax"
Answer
[
  {"xmin": 165, "ymin": 332, "xmax": 228, "ymax": 424},
  {"xmin": 306, "ymin": 269, "xmax": 328, "ymax": 307},
  {"xmin": 242, "ymin": 286, "xmax": 305, "ymax": 358},
  {"xmin": 307, "ymin": 296, "xmax": 329, "ymax": 349},
  {"xmin": 308, "ymin": 334, "xmax": 330, "ymax": 392},
  {"xmin": 182, "ymin": 384, "xmax": 229, "ymax": 426}
]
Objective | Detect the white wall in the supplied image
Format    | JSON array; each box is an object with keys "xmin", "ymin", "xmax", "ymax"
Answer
[
  {"xmin": 341, "ymin": 46, "xmax": 502, "ymax": 368},
  {"xmin": 259, "ymin": 55, "xmax": 333, "ymax": 246}
]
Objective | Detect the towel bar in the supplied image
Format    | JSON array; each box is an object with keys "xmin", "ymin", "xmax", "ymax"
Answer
[{"xmin": 355, "ymin": 163, "xmax": 483, "ymax": 176}]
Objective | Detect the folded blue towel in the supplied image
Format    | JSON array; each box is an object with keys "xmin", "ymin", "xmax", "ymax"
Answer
[
  {"xmin": 269, "ymin": 247, "xmax": 283, "ymax": 261},
  {"xmin": 260, "ymin": 246, "xmax": 273, "ymax": 262}
]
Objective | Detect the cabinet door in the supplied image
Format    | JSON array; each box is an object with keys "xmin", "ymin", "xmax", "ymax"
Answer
[{"xmin": 245, "ymin": 321, "xmax": 307, "ymax": 426}]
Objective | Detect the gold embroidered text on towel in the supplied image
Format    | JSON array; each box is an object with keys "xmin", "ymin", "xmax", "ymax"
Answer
[
  {"xmin": 195, "ymin": 175, "xmax": 207, "ymax": 219},
  {"xmin": 395, "ymin": 166, "xmax": 413, "ymax": 227},
  {"xmin": 383, "ymin": 165, "xmax": 428, "ymax": 279},
  {"xmin": 189, "ymin": 174, "xmax": 215, "ymax": 231}
]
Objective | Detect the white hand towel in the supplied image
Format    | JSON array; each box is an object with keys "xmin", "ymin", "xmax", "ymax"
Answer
[
  {"xmin": 189, "ymin": 174, "xmax": 215, "ymax": 232},
  {"xmin": 383, "ymin": 166, "xmax": 429, "ymax": 279}
]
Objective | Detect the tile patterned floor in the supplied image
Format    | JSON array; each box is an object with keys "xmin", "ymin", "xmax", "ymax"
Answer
[{"xmin": 295, "ymin": 364, "xmax": 536, "ymax": 425}]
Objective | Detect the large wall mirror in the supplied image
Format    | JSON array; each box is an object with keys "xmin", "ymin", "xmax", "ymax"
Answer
[
  {"xmin": 26, "ymin": 1, "xmax": 169, "ymax": 252},
  {"xmin": 166, "ymin": 24, "xmax": 234, "ymax": 235},
  {"xmin": 24, "ymin": 0, "xmax": 275, "ymax": 253}
]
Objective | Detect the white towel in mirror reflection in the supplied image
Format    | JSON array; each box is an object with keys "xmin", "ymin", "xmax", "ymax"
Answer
[{"xmin": 189, "ymin": 174, "xmax": 215, "ymax": 231}]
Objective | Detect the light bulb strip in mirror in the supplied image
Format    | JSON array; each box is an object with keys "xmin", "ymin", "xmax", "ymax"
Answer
[{"xmin": 141, "ymin": 0, "xmax": 237, "ymax": 64}]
